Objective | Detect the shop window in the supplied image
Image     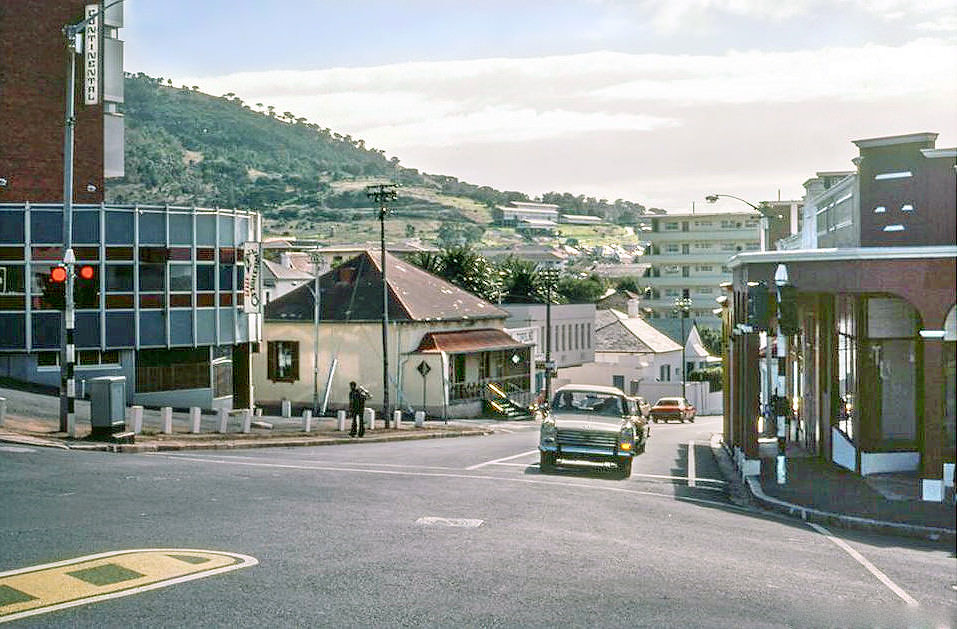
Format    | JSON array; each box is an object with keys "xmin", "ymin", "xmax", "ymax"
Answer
[
  {"xmin": 267, "ymin": 341, "xmax": 299, "ymax": 382},
  {"xmin": 37, "ymin": 351, "xmax": 59, "ymax": 367},
  {"xmin": 836, "ymin": 296, "xmax": 858, "ymax": 439}
]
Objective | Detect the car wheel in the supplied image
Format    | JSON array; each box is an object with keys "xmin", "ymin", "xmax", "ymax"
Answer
[
  {"xmin": 617, "ymin": 457, "xmax": 632, "ymax": 478},
  {"xmin": 540, "ymin": 451, "xmax": 555, "ymax": 472}
]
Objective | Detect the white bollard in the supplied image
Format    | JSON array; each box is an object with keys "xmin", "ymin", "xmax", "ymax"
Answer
[
  {"xmin": 130, "ymin": 406, "xmax": 143, "ymax": 434},
  {"xmin": 241, "ymin": 409, "xmax": 252, "ymax": 434},
  {"xmin": 0, "ymin": 396, "xmax": 6, "ymax": 427},
  {"xmin": 190, "ymin": 407, "xmax": 201, "ymax": 434},
  {"xmin": 255, "ymin": 407, "xmax": 263, "ymax": 417},
  {"xmin": 302, "ymin": 409, "xmax": 312, "ymax": 432},
  {"xmin": 281, "ymin": 399, "xmax": 291, "ymax": 418},
  {"xmin": 414, "ymin": 411, "xmax": 425, "ymax": 428},
  {"xmin": 161, "ymin": 407, "xmax": 173, "ymax": 434},
  {"xmin": 337, "ymin": 410, "xmax": 347, "ymax": 431},
  {"xmin": 393, "ymin": 410, "xmax": 403, "ymax": 429},
  {"xmin": 218, "ymin": 408, "xmax": 228, "ymax": 433},
  {"xmin": 364, "ymin": 407, "xmax": 375, "ymax": 431}
]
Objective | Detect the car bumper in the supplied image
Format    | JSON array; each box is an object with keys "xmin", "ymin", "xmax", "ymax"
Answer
[{"xmin": 540, "ymin": 444, "xmax": 634, "ymax": 459}]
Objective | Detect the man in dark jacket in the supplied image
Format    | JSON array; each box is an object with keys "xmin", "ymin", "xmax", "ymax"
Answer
[{"xmin": 349, "ymin": 381, "xmax": 369, "ymax": 437}]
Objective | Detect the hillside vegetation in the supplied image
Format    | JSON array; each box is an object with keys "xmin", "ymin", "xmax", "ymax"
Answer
[{"xmin": 107, "ymin": 73, "xmax": 650, "ymax": 245}]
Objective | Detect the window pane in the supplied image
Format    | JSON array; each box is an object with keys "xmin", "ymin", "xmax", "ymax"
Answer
[
  {"xmin": 30, "ymin": 210, "xmax": 63, "ymax": 243},
  {"xmin": 0, "ymin": 265, "xmax": 25, "ymax": 293},
  {"xmin": 169, "ymin": 265, "xmax": 192, "ymax": 292},
  {"xmin": 73, "ymin": 211, "xmax": 100, "ymax": 243},
  {"xmin": 106, "ymin": 265, "xmax": 133, "ymax": 291},
  {"xmin": 139, "ymin": 264, "xmax": 165, "ymax": 291},
  {"xmin": 219, "ymin": 265, "xmax": 234, "ymax": 291},
  {"xmin": 196, "ymin": 265, "xmax": 214, "ymax": 290},
  {"xmin": 0, "ymin": 211, "xmax": 25, "ymax": 244},
  {"xmin": 139, "ymin": 212, "xmax": 165, "ymax": 244},
  {"xmin": 169, "ymin": 213, "xmax": 192, "ymax": 245},
  {"xmin": 105, "ymin": 211, "xmax": 134, "ymax": 244},
  {"xmin": 196, "ymin": 215, "xmax": 216, "ymax": 246}
]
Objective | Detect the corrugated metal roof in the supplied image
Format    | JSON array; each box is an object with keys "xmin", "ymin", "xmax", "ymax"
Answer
[
  {"xmin": 263, "ymin": 258, "xmax": 315, "ymax": 281},
  {"xmin": 599, "ymin": 309, "xmax": 682, "ymax": 354},
  {"xmin": 265, "ymin": 251, "xmax": 508, "ymax": 323},
  {"xmin": 415, "ymin": 328, "xmax": 531, "ymax": 354}
]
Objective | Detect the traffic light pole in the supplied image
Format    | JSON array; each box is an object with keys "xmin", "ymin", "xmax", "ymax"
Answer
[
  {"xmin": 60, "ymin": 24, "xmax": 78, "ymax": 436},
  {"xmin": 773, "ymin": 264, "xmax": 790, "ymax": 485}
]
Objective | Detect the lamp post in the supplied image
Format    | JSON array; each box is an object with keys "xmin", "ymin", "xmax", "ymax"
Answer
[
  {"xmin": 367, "ymin": 183, "xmax": 397, "ymax": 428},
  {"xmin": 705, "ymin": 193, "xmax": 778, "ymax": 252},
  {"xmin": 673, "ymin": 296, "xmax": 692, "ymax": 399},
  {"xmin": 58, "ymin": 0, "xmax": 124, "ymax": 434}
]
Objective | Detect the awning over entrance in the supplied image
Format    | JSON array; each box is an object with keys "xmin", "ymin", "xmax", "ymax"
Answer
[{"xmin": 414, "ymin": 329, "xmax": 531, "ymax": 354}]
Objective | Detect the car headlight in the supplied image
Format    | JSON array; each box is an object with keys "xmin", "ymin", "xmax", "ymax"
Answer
[{"xmin": 540, "ymin": 420, "xmax": 557, "ymax": 443}]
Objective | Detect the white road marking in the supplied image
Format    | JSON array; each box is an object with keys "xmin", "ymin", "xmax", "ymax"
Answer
[
  {"xmin": 416, "ymin": 517, "xmax": 483, "ymax": 528},
  {"xmin": 0, "ymin": 446, "xmax": 37, "ymax": 453},
  {"xmin": 161, "ymin": 454, "xmax": 744, "ymax": 512},
  {"xmin": 633, "ymin": 473, "xmax": 725, "ymax": 485},
  {"xmin": 807, "ymin": 522, "xmax": 919, "ymax": 607},
  {"xmin": 688, "ymin": 440, "xmax": 696, "ymax": 488},
  {"xmin": 466, "ymin": 449, "xmax": 538, "ymax": 470}
]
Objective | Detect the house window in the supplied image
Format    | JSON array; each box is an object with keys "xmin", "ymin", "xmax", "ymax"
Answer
[
  {"xmin": 664, "ymin": 222, "xmax": 679, "ymax": 231},
  {"xmin": 665, "ymin": 244, "xmax": 680, "ymax": 254},
  {"xmin": 660, "ymin": 365, "xmax": 670, "ymax": 382},
  {"xmin": 77, "ymin": 349, "xmax": 121, "ymax": 367},
  {"xmin": 612, "ymin": 375, "xmax": 625, "ymax": 391},
  {"xmin": 267, "ymin": 341, "xmax": 299, "ymax": 382},
  {"xmin": 586, "ymin": 323, "xmax": 591, "ymax": 348},
  {"xmin": 836, "ymin": 296, "xmax": 858, "ymax": 439},
  {"xmin": 37, "ymin": 351, "xmax": 59, "ymax": 368}
]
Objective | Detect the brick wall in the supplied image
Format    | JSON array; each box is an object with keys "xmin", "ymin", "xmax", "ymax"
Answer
[{"xmin": 0, "ymin": 0, "xmax": 104, "ymax": 204}]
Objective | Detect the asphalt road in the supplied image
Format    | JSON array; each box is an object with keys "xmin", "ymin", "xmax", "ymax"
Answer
[{"xmin": 1, "ymin": 416, "xmax": 954, "ymax": 628}]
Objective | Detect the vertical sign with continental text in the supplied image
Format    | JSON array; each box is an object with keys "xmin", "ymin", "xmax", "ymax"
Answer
[
  {"xmin": 83, "ymin": 4, "xmax": 99, "ymax": 105},
  {"xmin": 242, "ymin": 242, "xmax": 262, "ymax": 313}
]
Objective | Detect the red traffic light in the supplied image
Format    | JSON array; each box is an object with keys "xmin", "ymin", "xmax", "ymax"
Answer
[
  {"xmin": 79, "ymin": 265, "xmax": 95, "ymax": 280},
  {"xmin": 50, "ymin": 266, "xmax": 68, "ymax": 283}
]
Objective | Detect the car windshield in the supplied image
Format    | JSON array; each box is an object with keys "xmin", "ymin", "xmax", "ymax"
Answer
[
  {"xmin": 551, "ymin": 390, "xmax": 625, "ymax": 422},
  {"xmin": 656, "ymin": 398, "xmax": 681, "ymax": 406}
]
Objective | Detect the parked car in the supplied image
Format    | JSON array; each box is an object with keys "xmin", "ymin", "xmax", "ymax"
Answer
[
  {"xmin": 650, "ymin": 397, "xmax": 696, "ymax": 423},
  {"xmin": 631, "ymin": 396, "xmax": 652, "ymax": 420},
  {"xmin": 539, "ymin": 384, "xmax": 649, "ymax": 478}
]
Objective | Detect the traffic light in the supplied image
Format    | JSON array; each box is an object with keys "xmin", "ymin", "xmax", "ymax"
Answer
[
  {"xmin": 75, "ymin": 264, "xmax": 98, "ymax": 308},
  {"xmin": 44, "ymin": 265, "xmax": 67, "ymax": 310},
  {"xmin": 746, "ymin": 281, "xmax": 770, "ymax": 331},
  {"xmin": 777, "ymin": 284, "xmax": 799, "ymax": 336}
]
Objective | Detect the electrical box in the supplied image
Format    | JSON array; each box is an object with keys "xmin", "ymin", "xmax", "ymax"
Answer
[{"xmin": 89, "ymin": 376, "xmax": 126, "ymax": 437}]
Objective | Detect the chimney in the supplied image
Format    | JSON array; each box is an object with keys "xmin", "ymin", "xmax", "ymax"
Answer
[
  {"xmin": 280, "ymin": 252, "xmax": 292, "ymax": 269},
  {"xmin": 627, "ymin": 298, "xmax": 640, "ymax": 318}
]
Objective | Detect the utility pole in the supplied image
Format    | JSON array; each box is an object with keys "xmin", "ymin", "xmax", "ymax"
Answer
[
  {"xmin": 310, "ymin": 252, "xmax": 326, "ymax": 415},
  {"xmin": 540, "ymin": 265, "xmax": 559, "ymax": 406},
  {"xmin": 673, "ymin": 296, "xmax": 692, "ymax": 399},
  {"xmin": 367, "ymin": 183, "xmax": 397, "ymax": 428}
]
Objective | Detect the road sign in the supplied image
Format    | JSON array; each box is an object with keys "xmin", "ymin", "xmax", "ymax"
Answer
[{"xmin": 417, "ymin": 361, "xmax": 431, "ymax": 377}]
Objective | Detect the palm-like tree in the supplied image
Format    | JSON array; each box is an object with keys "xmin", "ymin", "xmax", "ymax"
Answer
[
  {"xmin": 498, "ymin": 256, "xmax": 550, "ymax": 304},
  {"xmin": 410, "ymin": 246, "xmax": 501, "ymax": 303}
]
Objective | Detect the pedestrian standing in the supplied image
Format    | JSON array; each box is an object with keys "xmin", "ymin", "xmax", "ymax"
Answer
[{"xmin": 349, "ymin": 381, "xmax": 369, "ymax": 437}]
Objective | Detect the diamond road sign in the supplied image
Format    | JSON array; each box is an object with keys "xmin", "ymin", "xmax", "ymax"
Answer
[{"xmin": 417, "ymin": 361, "xmax": 431, "ymax": 377}]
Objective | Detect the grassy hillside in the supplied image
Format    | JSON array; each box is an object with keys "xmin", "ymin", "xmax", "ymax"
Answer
[{"xmin": 107, "ymin": 73, "xmax": 649, "ymax": 246}]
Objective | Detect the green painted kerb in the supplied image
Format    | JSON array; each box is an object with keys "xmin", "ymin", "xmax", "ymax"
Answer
[
  {"xmin": 167, "ymin": 554, "xmax": 211, "ymax": 565},
  {"xmin": 0, "ymin": 584, "xmax": 37, "ymax": 606},
  {"xmin": 67, "ymin": 563, "xmax": 145, "ymax": 586}
]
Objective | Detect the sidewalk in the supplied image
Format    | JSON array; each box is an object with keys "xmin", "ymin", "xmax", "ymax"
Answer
[
  {"xmin": 725, "ymin": 437, "xmax": 956, "ymax": 542},
  {"xmin": 0, "ymin": 385, "xmax": 492, "ymax": 453}
]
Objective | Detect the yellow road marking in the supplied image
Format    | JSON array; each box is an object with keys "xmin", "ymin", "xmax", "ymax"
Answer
[{"xmin": 0, "ymin": 549, "xmax": 257, "ymax": 623}]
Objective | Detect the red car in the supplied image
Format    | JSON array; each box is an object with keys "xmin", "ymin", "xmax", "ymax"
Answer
[{"xmin": 650, "ymin": 397, "xmax": 696, "ymax": 423}]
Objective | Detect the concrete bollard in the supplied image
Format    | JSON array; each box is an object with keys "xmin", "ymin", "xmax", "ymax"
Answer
[
  {"xmin": 241, "ymin": 409, "xmax": 252, "ymax": 434},
  {"xmin": 0, "ymin": 396, "xmax": 6, "ymax": 427},
  {"xmin": 255, "ymin": 407, "xmax": 263, "ymax": 417},
  {"xmin": 337, "ymin": 410, "xmax": 347, "ymax": 431},
  {"xmin": 364, "ymin": 407, "xmax": 375, "ymax": 430},
  {"xmin": 393, "ymin": 410, "xmax": 403, "ymax": 428},
  {"xmin": 302, "ymin": 409, "xmax": 312, "ymax": 432},
  {"xmin": 190, "ymin": 407, "xmax": 201, "ymax": 434},
  {"xmin": 218, "ymin": 408, "xmax": 229, "ymax": 433},
  {"xmin": 161, "ymin": 407, "xmax": 173, "ymax": 434},
  {"xmin": 281, "ymin": 399, "xmax": 291, "ymax": 418},
  {"xmin": 130, "ymin": 406, "xmax": 143, "ymax": 434},
  {"xmin": 414, "ymin": 410, "xmax": 425, "ymax": 428}
]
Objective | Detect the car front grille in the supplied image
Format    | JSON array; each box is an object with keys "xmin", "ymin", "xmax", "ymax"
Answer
[{"xmin": 557, "ymin": 430, "xmax": 617, "ymax": 448}]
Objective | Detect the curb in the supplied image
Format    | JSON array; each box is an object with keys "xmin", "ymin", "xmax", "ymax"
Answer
[
  {"xmin": 744, "ymin": 476, "xmax": 955, "ymax": 543},
  {"xmin": 710, "ymin": 436, "xmax": 955, "ymax": 543},
  {"xmin": 3, "ymin": 428, "xmax": 493, "ymax": 453}
]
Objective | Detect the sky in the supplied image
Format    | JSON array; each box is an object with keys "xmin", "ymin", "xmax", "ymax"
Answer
[{"xmin": 122, "ymin": 0, "xmax": 957, "ymax": 211}]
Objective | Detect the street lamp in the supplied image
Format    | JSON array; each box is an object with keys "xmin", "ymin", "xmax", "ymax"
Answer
[
  {"xmin": 673, "ymin": 296, "xmax": 692, "ymax": 399},
  {"xmin": 59, "ymin": 0, "xmax": 125, "ymax": 435},
  {"xmin": 309, "ymin": 252, "xmax": 327, "ymax": 415},
  {"xmin": 706, "ymin": 193, "xmax": 781, "ymax": 252},
  {"xmin": 367, "ymin": 183, "xmax": 397, "ymax": 428}
]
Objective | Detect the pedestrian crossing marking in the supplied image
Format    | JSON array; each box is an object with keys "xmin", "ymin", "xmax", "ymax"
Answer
[{"xmin": 0, "ymin": 548, "xmax": 258, "ymax": 624}]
